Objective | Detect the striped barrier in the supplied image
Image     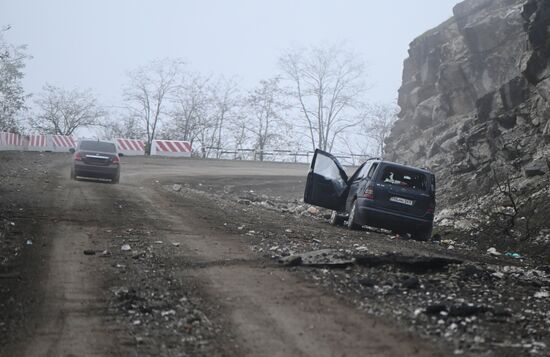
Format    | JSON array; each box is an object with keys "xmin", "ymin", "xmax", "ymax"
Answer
[
  {"xmin": 116, "ymin": 138, "xmax": 145, "ymax": 156},
  {"xmin": 0, "ymin": 132, "xmax": 24, "ymax": 150},
  {"xmin": 51, "ymin": 135, "xmax": 76, "ymax": 152},
  {"xmin": 26, "ymin": 134, "xmax": 52, "ymax": 152},
  {"xmin": 151, "ymin": 139, "xmax": 192, "ymax": 157}
]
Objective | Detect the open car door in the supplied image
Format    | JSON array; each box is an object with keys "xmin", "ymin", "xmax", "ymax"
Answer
[{"xmin": 304, "ymin": 149, "xmax": 349, "ymax": 211}]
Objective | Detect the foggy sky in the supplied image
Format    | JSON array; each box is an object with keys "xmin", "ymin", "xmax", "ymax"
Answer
[{"xmin": 2, "ymin": 0, "xmax": 461, "ymax": 107}]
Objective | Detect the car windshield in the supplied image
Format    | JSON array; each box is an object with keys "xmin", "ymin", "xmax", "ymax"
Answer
[
  {"xmin": 79, "ymin": 141, "xmax": 117, "ymax": 153},
  {"xmin": 379, "ymin": 166, "xmax": 428, "ymax": 191}
]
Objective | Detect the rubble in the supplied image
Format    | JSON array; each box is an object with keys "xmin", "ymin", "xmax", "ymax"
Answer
[
  {"xmin": 354, "ymin": 253, "xmax": 462, "ymax": 272},
  {"xmin": 280, "ymin": 249, "xmax": 354, "ymax": 268},
  {"xmin": 165, "ymin": 161, "xmax": 550, "ymax": 356}
]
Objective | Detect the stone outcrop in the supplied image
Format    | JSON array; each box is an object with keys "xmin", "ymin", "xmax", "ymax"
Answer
[{"xmin": 385, "ymin": 0, "xmax": 550, "ymax": 205}]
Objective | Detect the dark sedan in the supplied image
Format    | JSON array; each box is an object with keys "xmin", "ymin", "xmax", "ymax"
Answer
[
  {"xmin": 70, "ymin": 140, "xmax": 121, "ymax": 183},
  {"xmin": 304, "ymin": 149, "xmax": 436, "ymax": 240}
]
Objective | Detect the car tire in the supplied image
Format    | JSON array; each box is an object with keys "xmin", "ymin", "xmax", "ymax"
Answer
[
  {"xmin": 70, "ymin": 169, "xmax": 76, "ymax": 180},
  {"xmin": 329, "ymin": 211, "xmax": 345, "ymax": 226},
  {"xmin": 412, "ymin": 225, "xmax": 433, "ymax": 241},
  {"xmin": 111, "ymin": 174, "xmax": 120, "ymax": 184},
  {"xmin": 346, "ymin": 200, "xmax": 361, "ymax": 230}
]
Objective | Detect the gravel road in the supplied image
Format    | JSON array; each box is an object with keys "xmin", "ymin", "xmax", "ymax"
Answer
[{"xmin": 0, "ymin": 152, "xmax": 548, "ymax": 356}]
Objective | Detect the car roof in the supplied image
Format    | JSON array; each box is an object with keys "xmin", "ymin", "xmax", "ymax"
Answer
[
  {"xmin": 368, "ymin": 159, "xmax": 433, "ymax": 175},
  {"xmin": 79, "ymin": 139, "xmax": 115, "ymax": 144}
]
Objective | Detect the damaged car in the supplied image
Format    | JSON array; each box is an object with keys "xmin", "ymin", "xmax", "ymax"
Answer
[{"xmin": 304, "ymin": 149, "xmax": 436, "ymax": 240}]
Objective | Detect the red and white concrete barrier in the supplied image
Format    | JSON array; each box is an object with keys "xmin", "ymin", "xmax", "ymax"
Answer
[
  {"xmin": 0, "ymin": 132, "xmax": 25, "ymax": 150},
  {"xmin": 116, "ymin": 138, "xmax": 145, "ymax": 156},
  {"xmin": 26, "ymin": 134, "xmax": 52, "ymax": 152},
  {"xmin": 151, "ymin": 139, "xmax": 192, "ymax": 157},
  {"xmin": 51, "ymin": 135, "xmax": 76, "ymax": 152}
]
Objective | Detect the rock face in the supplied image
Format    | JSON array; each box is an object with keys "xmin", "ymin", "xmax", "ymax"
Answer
[{"xmin": 385, "ymin": 0, "xmax": 550, "ymax": 205}]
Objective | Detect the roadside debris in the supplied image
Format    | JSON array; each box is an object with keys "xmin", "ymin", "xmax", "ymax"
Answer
[
  {"xmin": 172, "ymin": 184, "xmax": 182, "ymax": 192},
  {"xmin": 504, "ymin": 252, "xmax": 521, "ymax": 259},
  {"xmin": 354, "ymin": 253, "xmax": 462, "ymax": 272},
  {"xmin": 486, "ymin": 247, "xmax": 501, "ymax": 256},
  {"xmin": 279, "ymin": 249, "xmax": 354, "ymax": 268},
  {"xmin": 121, "ymin": 244, "xmax": 131, "ymax": 251},
  {"xmin": 306, "ymin": 207, "xmax": 319, "ymax": 215},
  {"xmin": 279, "ymin": 250, "xmax": 462, "ymax": 273},
  {"xmin": 83, "ymin": 250, "xmax": 96, "ymax": 255}
]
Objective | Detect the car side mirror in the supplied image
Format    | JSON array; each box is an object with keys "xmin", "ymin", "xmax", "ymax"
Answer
[
  {"xmin": 69, "ymin": 148, "xmax": 75, "ymax": 154},
  {"xmin": 118, "ymin": 153, "xmax": 124, "ymax": 157}
]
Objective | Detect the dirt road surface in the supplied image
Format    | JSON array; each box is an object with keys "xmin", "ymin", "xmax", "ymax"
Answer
[{"xmin": 1, "ymin": 152, "xmax": 548, "ymax": 356}]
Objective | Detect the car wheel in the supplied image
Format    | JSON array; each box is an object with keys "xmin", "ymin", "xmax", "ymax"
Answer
[
  {"xmin": 347, "ymin": 200, "xmax": 361, "ymax": 230},
  {"xmin": 70, "ymin": 169, "xmax": 76, "ymax": 180},
  {"xmin": 111, "ymin": 174, "xmax": 120, "ymax": 184},
  {"xmin": 412, "ymin": 225, "xmax": 433, "ymax": 241},
  {"xmin": 329, "ymin": 210, "xmax": 345, "ymax": 226}
]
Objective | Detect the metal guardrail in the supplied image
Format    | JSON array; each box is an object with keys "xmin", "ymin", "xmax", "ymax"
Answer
[{"xmin": 202, "ymin": 147, "xmax": 370, "ymax": 165}]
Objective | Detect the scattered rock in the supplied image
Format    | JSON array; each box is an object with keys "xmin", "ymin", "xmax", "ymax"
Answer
[
  {"xmin": 354, "ymin": 253, "xmax": 462, "ymax": 272},
  {"xmin": 448, "ymin": 304, "xmax": 488, "ymax": 317},
  {"xmin": 306, "ymin": 207, "xmax": 319, "ymax": 215},
  {"xmin": 524, "ymin": 161, "xmax": 547, "ymax": 178},
  {"xmin": 486, "ymin": 247, "xmax": 501, "ymax": 256},
  {"xmin": 358, "ymin": 277, "xmax": 377, "ymax": 287},
  {"xmin": 121, "ymin": 244, "xmax": 131, "ymax": 251},
  {"xmin": 161, "ymin": 309, "xmax": 176, "ymax": 317},
  {"xmin": 172, "ymin": 184, "xmax": 182, "ymax": 192},
  {"xmin": 279, "ymin": 249, "xmax": 354, "ymax": 268},
  {"xmin": 279, "ymin": 255, "xmax": 302, "ymax": 267},
  {"xmin": 425, "ymin": 304, "xmax": 447, "ymax": 315},
  {"xmin": 83, "ymin": 249, "xmax": 96, "ymax": 255},
  {"xmin": 402, "ymin": 276, "xmax": 420, "ymax": 289}
]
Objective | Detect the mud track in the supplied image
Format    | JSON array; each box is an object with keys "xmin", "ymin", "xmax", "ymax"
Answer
[{"xmin": 0, "ymin": 153, "xmax": 444, "ymax": 356}]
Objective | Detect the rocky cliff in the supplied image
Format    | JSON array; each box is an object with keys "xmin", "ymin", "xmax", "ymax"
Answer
[{"xmin": 385, "ymin": 0, "xmax": 550, "ymax": 206}]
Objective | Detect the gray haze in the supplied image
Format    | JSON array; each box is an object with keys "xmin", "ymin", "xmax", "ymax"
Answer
[{"xmin": 3, "ymin": 0, "xmax": 460, "ymax": 107}]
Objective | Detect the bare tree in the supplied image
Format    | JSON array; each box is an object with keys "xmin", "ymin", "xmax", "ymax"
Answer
[
  {"xmin": 124, "ymin": 58, "xmax": 183, "ymax": 154},
  {"xmin": 360, "ymin": 102, "xmax": 398, "ymax": 156},
  {"xmin": 166, "ymin": 72, "xmax": 211, "ymax": 146},
  {"xmin": 191, "ymin": 77, "xmax": 240, "ymax": 158},
  {"xmin": 279, "ymin": 43, "xmax": 367, "ymax": 152},
  {"xmin": 210, "ymin": 77, "xmax": 240, "ymax": 158},
  {"xmin": 0, "ymin": 26, "xmax": 31, "ymax": 132},
  {"xmin": 31, "ymin": 84, "xmax": 105, "ymax": 135},
  {"xmin": 244, "ymin": 77, "xmax": 287, "ymax": 161},
  {"xmin": 102, "ymin": 112, "xmax": 145, "ymax": 140}
]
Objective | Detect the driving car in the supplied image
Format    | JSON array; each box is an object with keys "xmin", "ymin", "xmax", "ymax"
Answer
[
  {"xmin": 70, "ymin": 140, "xmax": 122, "ymax": 184},
  {"xmin": 304, "ymin": 149, "xmax": 436, "ymax": 240}
]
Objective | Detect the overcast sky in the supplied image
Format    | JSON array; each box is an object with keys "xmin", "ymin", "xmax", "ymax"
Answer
[{"xmin": 3, "ymin": 0, "xmax": 461, "ymax": 107}]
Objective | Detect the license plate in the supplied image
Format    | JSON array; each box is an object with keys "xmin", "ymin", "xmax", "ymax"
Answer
[{"xmin": 389, "ymin": 196, "xmax": 414, "ymax": 206}]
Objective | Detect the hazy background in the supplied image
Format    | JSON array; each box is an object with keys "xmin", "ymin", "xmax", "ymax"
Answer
[{"xmin": 3, "ymin": 0, "xmax": 460, "ymax": 106}]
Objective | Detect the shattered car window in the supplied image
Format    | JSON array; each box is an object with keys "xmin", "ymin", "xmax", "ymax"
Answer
[
  {"xmin": 314, "ymin": 154, "xmax": 344, "ymax": 182},
  {"xmin": 380, "ymin": 166, "xmax": 427, "ymax": 191}
]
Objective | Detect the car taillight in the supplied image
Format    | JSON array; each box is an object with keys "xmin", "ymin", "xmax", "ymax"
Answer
[
  {"xmin": 364, "ymin": 185, "xmax": 374, "ymax": 199},
  {"xmin": 112, "ymin": 155, "xmax": 120, "ymax": 164},
  {"xmin": 427, "ymin": 201, "xmax": 435, "ymax": 214},
  {"xmin": 74, "ymin": 152, "xmax": 82, "ymax": 161}
]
